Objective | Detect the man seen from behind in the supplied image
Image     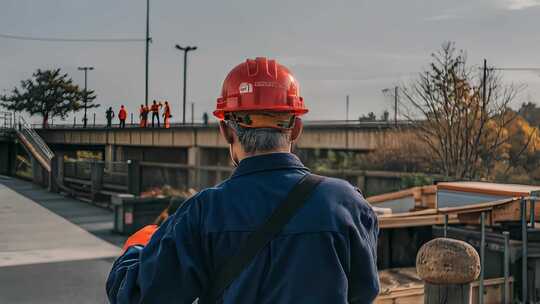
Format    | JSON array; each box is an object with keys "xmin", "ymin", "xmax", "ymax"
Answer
[{"xmin": 106, "ymin": 57, "xmax": 380, "ymax": 303}]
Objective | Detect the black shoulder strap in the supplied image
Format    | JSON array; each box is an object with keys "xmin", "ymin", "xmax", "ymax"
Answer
[{"xmin": 200, "ymin": 174, "xmax": 324, "ymax": 304}]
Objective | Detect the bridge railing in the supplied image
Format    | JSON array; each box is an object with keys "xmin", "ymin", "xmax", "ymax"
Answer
[
  {"xmin": 56, "ymin": 156, "xmax": 423, "ymax": 206},
  {"xmin": 0, "ymin": 111, "xmax": 15, "ymax": 136}
]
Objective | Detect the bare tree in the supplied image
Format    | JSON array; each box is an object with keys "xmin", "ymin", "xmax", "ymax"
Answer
[{"xmin": 399, "ymin": 42, "xmax": 523, "ymax": 179}]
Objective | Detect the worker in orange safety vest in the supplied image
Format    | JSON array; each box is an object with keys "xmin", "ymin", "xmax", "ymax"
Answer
[
  {"xmin": 150, "ymin": 100, "xmax": 161, "ymax": 128},
  {"xmin": 118, "ymin": 105, "xmax": 127, "ymax": 128},
  {"xmin": 139, "ymin": 104, "xmax": 149, "ymax": 128},
  {"xmin": 163, "ymin": 101, "xmax": 172, "ymax": 128}
]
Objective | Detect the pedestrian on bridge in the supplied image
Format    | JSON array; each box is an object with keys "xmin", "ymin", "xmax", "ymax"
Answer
[
  {"xmin": 107, "ymin": 57, "xmax": 379, "ymax": 304},
  {"xmin": 150, "ymin": 100, "xmax": 161, "ymax": 128},
  {"xmin": 105, "ymin": 107, "xmax": 115, "ymax": 128},
  {"xmin": 139, "ymin": 104, "xmax": 149, "ymax": 128},
  {"xmin": 118, "ymin": 105, "xmax": 127, "ymax": 128},
  {"xmin": 163, "ymin": 101, "xmax": 171, "ymax": 128}
]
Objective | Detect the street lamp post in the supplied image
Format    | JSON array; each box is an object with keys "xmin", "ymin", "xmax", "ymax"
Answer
[
  {"xmin": 78, "ymin": 66, "xmax": 94, "ymax": 128},
  {"xmin": 175, "ymin": 44, "xmax": 197, "ymax": 124},
  {"xmin": 145, "ymin": 0, "xmax": 151, "ymax": 107}
]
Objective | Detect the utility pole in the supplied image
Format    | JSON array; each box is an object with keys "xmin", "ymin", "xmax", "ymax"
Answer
[
  {"xmin": 191, "ymin": 102, "xmax": 195, "ymax": 124},
  {"xmin": 346, "ymin": 95, "xmax": 349, "ymax": 121},
  {"xmin": 482, "ymin": 59, "xmax": 487, "ymax": 105},
  {"xmin": 77, "ymin": 66, "xmax": 94, "ymax": 128},
  {"xmin": 145, "ymin": 0, "xmax": 151, "ymax": 107},
  {"xmin": 175, "ymin": 44, "xmax": 197, "ymax": 124},
  {"xmin": 394, "ymin": 86, "xmax": 398, "ymax": 126}
]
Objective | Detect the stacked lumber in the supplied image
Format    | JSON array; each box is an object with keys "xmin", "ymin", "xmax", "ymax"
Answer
[{"xmin": 375, "ymin": 267, "xmax": 424, "ymax": 304}]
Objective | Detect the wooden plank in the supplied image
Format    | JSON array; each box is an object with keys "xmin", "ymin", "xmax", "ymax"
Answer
[
  {"xmin": 379, "ymin": 214, "xmax": 459, "ymax": 229},
  {"xmin": 492, "ymin": 199, "xmax": 540, "ymax": 223},
  {"xmin": 368, "ymin": 187, "xmax": 416, "ymax": 204},
  {"xmin": 379, "ymin": 209, "xmax": 438, "ymax": 219},
  {"xmin": 469, "ymin": 277, "xmax": 514, "ymax": 304},
  {"xmin": 437, "ymin": 181, "xmax": 540, "ymax": 197},
  {"xmin": 457, "ymin": 211, "xmax": 494, "ymax": 226},
  {"xmin": 376, "ymin": 267, "xmax": 424, "ymax": 303}
]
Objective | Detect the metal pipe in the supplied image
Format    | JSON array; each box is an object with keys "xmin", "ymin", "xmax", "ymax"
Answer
[
  {"xmin": 443, "ymin": 214, "xmax": 448, "ymax": 238},
  {"xmin": 521, "ymin": 198, "xmax": 528, "ymax": 303},
  {"xmin": 503, "ymin": 231, "xmax": 510, "ymax": 304},
  {"xmin": 479, "ymin": 212, "xmax": 485, "ymax": 304},
  {"xmin": 531, "ymin": 197, "xmax": 536, "ymax": 229}
]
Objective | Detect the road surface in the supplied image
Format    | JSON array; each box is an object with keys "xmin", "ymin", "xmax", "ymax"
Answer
[{"xmin": 0, "ymin": 176, "xmax": 124, "ymax": 304}]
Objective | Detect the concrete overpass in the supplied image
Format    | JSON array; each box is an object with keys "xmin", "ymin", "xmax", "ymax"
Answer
[
  {"xmin": 37, "ymin": 121, "xmax": 412, "ymax": 151},
  {"xmin": 0, "ymin": 120, "xmax": 417, "ymax": 197}
]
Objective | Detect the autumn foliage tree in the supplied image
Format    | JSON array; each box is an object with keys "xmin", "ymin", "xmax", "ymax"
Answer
[
  {"xmin": 1, "ymin": 69, "xmax": 97, "ymax": 128},
  {"xmin": 400, "ymin": 42, "xmax": 528, "ymax": 179}
]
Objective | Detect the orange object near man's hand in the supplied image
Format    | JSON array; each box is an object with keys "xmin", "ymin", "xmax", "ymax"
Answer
[{"xmin": 122, "ymin": 225, "xmax": 159, "ymax": 252}]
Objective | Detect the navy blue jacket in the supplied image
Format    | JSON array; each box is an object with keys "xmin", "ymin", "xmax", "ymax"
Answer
[{"xmin": 107, "ymin": 153, "xmax": 379, "ymax": 303}]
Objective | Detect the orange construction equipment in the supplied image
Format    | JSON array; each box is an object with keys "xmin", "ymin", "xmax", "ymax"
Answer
[
  {"xmin": 163, "ymin": 101, "xmax": 171, "ymax": 128},
  {"xmin": 214, "ymin": 57, "xmax": 308, "ymax": 120},
  {"xmin": 122, "ymin": 225, "xmax": 158, "ymax": 252}
]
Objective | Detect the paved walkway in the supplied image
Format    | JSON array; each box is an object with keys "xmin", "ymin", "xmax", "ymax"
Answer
[{"xmin": 0, "ymin": 176, "xmax": 123, "ymax": 303}]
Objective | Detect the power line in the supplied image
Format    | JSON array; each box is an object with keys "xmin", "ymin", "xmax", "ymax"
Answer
[
  {"xmin": 0, "ymin": 33, "xmax": 145, "ymax": 42},
  {"xmin": 492, "ymin": 67, "xmax": 540, "ymax": 71}
]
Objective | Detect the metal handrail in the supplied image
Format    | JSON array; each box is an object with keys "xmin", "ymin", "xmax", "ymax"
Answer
[{"xmin": 16, "ymin": 116, "xmax": 54, "ymax": 160}]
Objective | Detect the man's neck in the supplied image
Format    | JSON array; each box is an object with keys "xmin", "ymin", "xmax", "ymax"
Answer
[{"xmin": 236, "ymin": 149, "xmax": 291, "ymax": 163}]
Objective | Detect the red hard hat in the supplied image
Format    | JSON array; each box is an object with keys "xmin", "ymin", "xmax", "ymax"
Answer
[{"xmin": 214, "ymin": 57, "xmax": 307, "ymax": 119}]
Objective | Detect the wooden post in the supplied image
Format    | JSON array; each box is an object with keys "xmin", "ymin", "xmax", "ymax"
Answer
[{"xmin": 417, "ymin": 238, "xmax": 480, "ymax": 304}]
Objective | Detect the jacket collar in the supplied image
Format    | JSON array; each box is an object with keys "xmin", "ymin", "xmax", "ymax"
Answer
[{"xmin": 231, "ymin": 152, "xmax": 309, "ymax": 178}]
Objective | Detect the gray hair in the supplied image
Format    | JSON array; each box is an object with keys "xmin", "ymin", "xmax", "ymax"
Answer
[{"xmin": 225, "ymin": 120, "xmax": 291, "ymax": 153}]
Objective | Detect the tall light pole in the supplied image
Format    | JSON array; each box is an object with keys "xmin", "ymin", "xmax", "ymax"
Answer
[
  {"xmin": 191, "ymin": 102, "xmax": 195, "ymax": 124},
  {"xmin": 145, "ymin": 0, "xmax": 151, "ymax": 107},
  {"xmin": 175, "ymin": 44, "xmax": 197, "ymax": 124},
  {"xmin": 78, "ymin": 66, "xmax": 94, "ymax": 128},
  {"xmin": 346, "ymin": 95, "xmax": 350, "ymax": 121}
]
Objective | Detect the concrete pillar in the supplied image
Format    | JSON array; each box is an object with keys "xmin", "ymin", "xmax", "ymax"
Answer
[
  {"xmin": 91, "ymin": 161, "xmax": 105, "ymax": 200},
  {"xmin": 0, "ymin": 142, "xmax": 16, "ymax": 176},
  {"xmin": 127, "ymin": 160, "xmax": 141, "ymax": 196},
  {"xmin": 49, "ymin": 155, "xmax": 58, "ymax": 192},
  {"xmin": 9, "ymin": 141, "xmax": 17, "ymax": 176},
  {"xmin": 187, "ymin": 146, "xmax": 200, "ymax": 190},
  {"xmin": 105, "ymin": 144, "xmax": 114, "ymax": 171},
  {"xmin": 56, "ymin": 151, "xmax": 65, "ymax": 184},
  {"xmin": 31, "ymin": 156, "xmax": 44, "ymax": 186}
]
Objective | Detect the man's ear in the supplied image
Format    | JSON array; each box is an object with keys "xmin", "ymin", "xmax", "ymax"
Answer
[
  {"xmin": 290, "ymin": 117, "xmax": 303, "ymax": 142},
  {"xmin": 219, "ymin": 121, "xmax": 235, "ymax": 144}
]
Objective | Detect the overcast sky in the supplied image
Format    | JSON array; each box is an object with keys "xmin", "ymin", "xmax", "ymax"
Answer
[{"xmin": 1, "ymin": 0, "xmax": 540, "ymax": 124}]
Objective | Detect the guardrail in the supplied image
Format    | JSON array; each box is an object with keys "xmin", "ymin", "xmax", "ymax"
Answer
[{"xmin": 30, "ymin": 119, "xmax": 418, "ymax": 130}]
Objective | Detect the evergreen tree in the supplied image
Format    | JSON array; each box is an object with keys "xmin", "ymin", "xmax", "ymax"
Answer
[{"xmin": 1, "ymin": 69, "xmax": 97, "ymax": 128}]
